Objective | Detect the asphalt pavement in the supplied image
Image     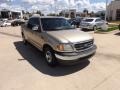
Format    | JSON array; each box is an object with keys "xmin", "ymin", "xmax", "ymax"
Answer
[{"xmin": 0, "ymin": 26, "xmax": 120, "ymax": 90}]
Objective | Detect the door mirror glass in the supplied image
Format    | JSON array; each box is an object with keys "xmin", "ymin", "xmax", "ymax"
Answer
[
  {"xmin": 71, "ymin": 25, "xmax": 76, "ymax": 28},
  {"xmin": 32, "ymin": 25, "xmax": 39, "ymax": 31}
]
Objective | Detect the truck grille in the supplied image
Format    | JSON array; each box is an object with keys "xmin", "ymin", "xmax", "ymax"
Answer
[{"xmin": 74, "ymin": 40, "xmax": 93, "ymax": 51}]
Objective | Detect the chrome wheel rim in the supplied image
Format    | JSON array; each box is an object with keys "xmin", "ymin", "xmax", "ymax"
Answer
[{"xmin": 45, "ymin": 51, "xmax": 52, "ymax": 63}]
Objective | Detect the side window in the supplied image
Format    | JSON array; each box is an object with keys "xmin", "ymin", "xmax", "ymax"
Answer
[
  {"xmin": 27, "ymin": 18, "xmax": 40, "ymax": 30},
  {"xmin": 33, "ymin": 18, "xmax": 41, "ymax": 31},
  {"xmin": 95, "ymin": 19, "xmax": 102, "ymax": 22},
  {"xmin": 27, "ymin": 18, "xmax": 34, "ymax": 29},
  {"xmin": 33, "ymin": 18, "xmax": 40, "ymax": 26}
]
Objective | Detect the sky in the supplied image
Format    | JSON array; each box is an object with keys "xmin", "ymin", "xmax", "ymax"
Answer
[{"xmin": 0, "ymin": 0, "xmax": 112, "ymax": 14}]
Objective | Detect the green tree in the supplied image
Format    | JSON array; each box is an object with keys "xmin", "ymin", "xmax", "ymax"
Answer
[
  {"xmin": 22, "ymin": 10, "xmax": 25, "ymax": 14},
  {"xmin": 90, "ymin": 11, "xmax": 95, "ymax": 17},
  {"xmin": 36, "ymin": 10, "xmax": 42, "ymax": 16},
  {"xmin": 83, "ymin": 9, "xmax": 88, "ymax": 14},
  {"xmin": 83, "ymin": 8, "xmax": 89, "ymax": 17}
]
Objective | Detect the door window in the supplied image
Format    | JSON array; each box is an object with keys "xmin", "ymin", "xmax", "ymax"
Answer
[
  {"xmin": 27, "ymin": 18, "xmax": 40, "ymax": 30},
  {"xmin": 95, "ymin": 19, "xmax": 102, "ymax": 22}
]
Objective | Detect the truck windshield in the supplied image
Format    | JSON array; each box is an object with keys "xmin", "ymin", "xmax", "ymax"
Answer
[{"xmin": 41, "ymin": 18, "xmax": 75, "ymax": 31}]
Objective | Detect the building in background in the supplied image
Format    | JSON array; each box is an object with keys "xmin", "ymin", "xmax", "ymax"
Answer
[
  {"xmin": 59, "ymin": 9, "xmax": 97, "ymax": 18},
  {"xmin": 107, "ymin": 0, "xmax": 120, "ymax": 20},
  {"xmin": 59, "ymin": 9, "xmax": 77, "ymax": 18},
  {"xmin": 0, "ymin": 9, "xmax": 23, "ymax": 19}
]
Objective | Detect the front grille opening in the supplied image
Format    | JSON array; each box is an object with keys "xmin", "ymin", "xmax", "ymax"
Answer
[{"xmin": 74, "ymin": 40, "xmax": 93, "ymax": 51}]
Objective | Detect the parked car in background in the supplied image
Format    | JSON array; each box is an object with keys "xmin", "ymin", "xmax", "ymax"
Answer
[
  {"xmin": 68, "ymin": 17, "xmax": 83, "ymax": 28},
  {"xmin": 0, "ymin": 19, "xmax": 3, "ymax": 26},
  {"xmin": 0, "ymin": 20, "xmax": 11, "ymax": 27},
  {"xmin": 80, "ymin": 17, "xmax": 108, "ymax": 30},
  {"xmin": 11, "ymin": 19, "xmax": 25, "ymax": 26},
  {"xmin": 21, "ymin": 15, "xmax": 97, "ymax": 66}
]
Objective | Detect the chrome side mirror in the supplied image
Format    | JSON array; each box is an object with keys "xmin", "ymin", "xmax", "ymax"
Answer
[{"xmin": 32, "ymin": 25, "xmax": 39, "ymax": 31}]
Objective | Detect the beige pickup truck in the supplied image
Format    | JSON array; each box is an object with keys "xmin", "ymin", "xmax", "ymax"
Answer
[{"xmin": 21, "ymin": 15, "xmax": 97, "ymax": 66}]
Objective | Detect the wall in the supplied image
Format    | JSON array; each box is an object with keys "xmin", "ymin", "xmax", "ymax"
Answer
[{"xmin": 107, "ymin": 0, "xmax": 120, "ymax": 20}]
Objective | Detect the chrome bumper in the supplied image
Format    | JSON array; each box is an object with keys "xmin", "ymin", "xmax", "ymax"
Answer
[
  {"xmin": 55, "ymin": 45, "xmax": 97, "ymax": 61},
  {"xmin": 80, "ymin": 26, "xmax": 93, "ymax": 29}
]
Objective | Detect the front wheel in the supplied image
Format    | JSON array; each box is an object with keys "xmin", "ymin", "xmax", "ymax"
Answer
[{"xmin": 44, "ymin": 47, "xmax": 57, "ymax": 67}]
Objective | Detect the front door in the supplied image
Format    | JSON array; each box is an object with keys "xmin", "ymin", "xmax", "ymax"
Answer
[{"xmin": 28, "ymin": 17, "xmax": 44, "ymax": 50}]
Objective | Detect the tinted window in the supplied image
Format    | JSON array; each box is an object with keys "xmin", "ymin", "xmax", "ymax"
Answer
[
  {"xmin": 27, "ymin": 18, "xmax": 34, "ymax": 29},
  {"xmin": 84, "ymin": 19, "xmax": 94, "ymax": 22},
  {"xmin": 95, "ymin": 19, "xmax": 102, "ymax": 22},
  {"xmin": 33, "ymin": 18, "xmax": 40, "ymax": 26},
  {"xmin": 41, "ymin": 18, "xmax": 74, "ymax": 31},
  {"xmin": 27, "ymin": 18, "xmax": 40, "ymax": 29}
]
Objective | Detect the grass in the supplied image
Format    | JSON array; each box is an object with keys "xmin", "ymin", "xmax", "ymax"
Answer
[
  {"xmin": 95, "ymin": 25, "xmax": 119, "ymax": 33},
  {"xmin": 107, "ymin": 25, "xmax": 119, "ymax": 32}
]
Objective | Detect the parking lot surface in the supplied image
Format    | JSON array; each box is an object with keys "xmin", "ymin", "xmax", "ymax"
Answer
[{"xmin": 0, "ymin": 27, "xmax": 120, "ymax": 90}]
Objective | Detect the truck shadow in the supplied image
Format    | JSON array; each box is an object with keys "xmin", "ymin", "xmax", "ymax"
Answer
[{"xmin": 14, "ymin": 41, "xmax": 90, "ymax": 76}]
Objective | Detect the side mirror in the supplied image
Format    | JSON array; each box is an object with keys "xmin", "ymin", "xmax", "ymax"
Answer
[
  {"xmin": 71, "ymin": 25, "xmax": 76, "ymax": 28},
  {"xmin": 32, "ymin": 25, "xmax": 39, "ymax": 31}
]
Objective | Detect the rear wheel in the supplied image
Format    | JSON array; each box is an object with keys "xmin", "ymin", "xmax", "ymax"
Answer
[
  {"xmin": 44, "ymin": 47, "xmax": 57, "ymax": 67},
  {"xmin": 93, "ymin": 26, "xmax": 97, "ymax": 31}
]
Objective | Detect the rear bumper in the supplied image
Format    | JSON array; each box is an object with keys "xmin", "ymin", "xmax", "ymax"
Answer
[
  {"xmin": 80, "ymin": 26, "xmax": 93, "ymax": 30},
  {"xmin": 55, "ymin": 45, "xmax": 97, "ymax": 64}
]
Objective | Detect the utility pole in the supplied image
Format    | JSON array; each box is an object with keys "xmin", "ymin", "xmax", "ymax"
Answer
[
  {"xmin": 7, "ymin": 0, "xmax": 13, "ymax": 19},
  {"xmin": 105, "ymin": 0, "xmax": 108, "ymax": 21},
  {"xmin": 54, "ymin": 0, "xmax": 57, "ymax": 14},
  {"xmin": 68, "ymin": 0, "xmax": 70, "ymax": 18}
]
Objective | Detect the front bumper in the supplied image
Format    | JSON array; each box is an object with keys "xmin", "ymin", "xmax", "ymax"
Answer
[{"xmin": 55, "ymin": 45, "xmax": 97, "ymax": 64}]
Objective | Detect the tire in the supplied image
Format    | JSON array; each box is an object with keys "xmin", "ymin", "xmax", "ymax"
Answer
[
  {"xmin": 81, "ymin": 28, "xmax": 84, "ymax": 31},
  {"xmin": 44, "ymin": 47, "xmax": 57, "ymax": 67},
  {"xmin": 93, "ymin": 26, "xmax": 97, "ymax": 31},
  {"xmin": 22, "ymin": 34, "xmax": 27, "ymax": 45}
]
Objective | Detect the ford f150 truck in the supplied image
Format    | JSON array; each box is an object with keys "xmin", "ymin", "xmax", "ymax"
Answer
[{"xmin": 21, "ymin": 15, "xmax": 97, "ymax": 66}]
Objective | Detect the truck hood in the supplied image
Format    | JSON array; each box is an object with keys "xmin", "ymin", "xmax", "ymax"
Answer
[{"xmin": 47, "ymin": 29, "xmax": 93, "ymax": 43}]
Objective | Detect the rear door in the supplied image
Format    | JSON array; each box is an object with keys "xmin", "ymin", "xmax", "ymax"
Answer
[
  {"xmin": 95, "ymin": 19, "xmax": 103, "ymax": 28},
  {"xmin": 23, "ymin": 18, "xmax": 35, "ymax": 43}
]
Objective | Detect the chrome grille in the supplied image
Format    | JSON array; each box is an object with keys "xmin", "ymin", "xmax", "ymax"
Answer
[{"xmin": 74, "ymin": 40, "xmax": 93, "ymax": 51}]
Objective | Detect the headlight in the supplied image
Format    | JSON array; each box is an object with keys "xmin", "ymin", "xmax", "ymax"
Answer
[{"xmin": 56, "ymin": 44, "xmax": 73, "ymax": 51}]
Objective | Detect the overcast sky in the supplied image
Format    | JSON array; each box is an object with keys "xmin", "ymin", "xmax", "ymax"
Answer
[{"xmin": 0, "ymin": 0, "xmax": 112, "ymax": 14}]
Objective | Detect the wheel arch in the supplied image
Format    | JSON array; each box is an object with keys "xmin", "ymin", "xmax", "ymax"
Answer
[{"xmin": 43, "ymin": 44, "xmax": 54, "ymax": 52}]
